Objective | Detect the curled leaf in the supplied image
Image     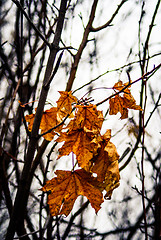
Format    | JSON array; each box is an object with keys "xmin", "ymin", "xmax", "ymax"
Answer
[
  {"xmin": 104, "ymin": 160, "xmax": 120, "ymax": 199},
  {"xmin": 109, "ymin": 81, "xmax": 142, "ymax": 119},
  {"xmin": 91, "ymin": 130, "xmax": 119, "ymax": 183}
]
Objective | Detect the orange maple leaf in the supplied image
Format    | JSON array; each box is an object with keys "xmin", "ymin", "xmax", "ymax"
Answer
[
  {"xmin": 104, "ymin": 160, "xmax": 120, "ymax": 199},
  {"xmin": 91, "ymin": 130, "xmax": 119, "ymax": 179},
  {"xmin": 41, "ymin": 169, "xmax": 104, "ymax": 216},
  {"xmin": 67, "ymin": 104, "xmax": 104, "ymax": 133},
  {"xmin": 25, "ymin": 107, "xmax": 62, "ymax": 141},
  {"xmin": 25, "ymin": 112, "xmax": 35, "ymax": 132},
  {"xmin": 56, "ymin": 91, "xmax": 77, "ymax": 120},
  {"xmin": 109, "ymin": 81, "xmax": 142, "ymax": 119},
  {"xmin": 83, "ymin": 130, "xmax": 120, "ymax": 199},
  {"xmin": 56, "ymin": 127, "xmax": 100, "ymax": 168},
  {"xmin": 92, "ymin": 141, "xmax": 119, "ymax": 180}
]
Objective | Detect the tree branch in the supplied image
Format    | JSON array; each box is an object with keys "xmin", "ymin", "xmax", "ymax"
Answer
[
  {"xmin": 66, "ymin": 0, "xmax": 99, "ymax": 91},
  {"xmin": 90, "ymin": 0, "xmax": 127, "ymax": 32},
  {"xmin": 141, "ymin": 0, "xmax": 161, "ymax": 72},
  {"xmin": 62, "ymin": 201, "xmax": 90, "ymax": 240}
]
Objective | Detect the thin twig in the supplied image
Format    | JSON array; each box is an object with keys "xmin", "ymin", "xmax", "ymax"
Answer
[
  {"xmin": 43, "ymin": 50, "xmax": 64, "ymax": 87},
  {"xmin": 141, "ymin": 0, "xmax": 161, "ymax": 72},
  {"xmin": 62, "ymin": 201, "xmax": 90, "ymax": 240},
  {"xmin": 13, "ymin": 229, "xmax": 41, "ymax": 239},
  {"xmin": 145, "ymin": 93, "xmax": 161, "ymax": 128},
  {"xmin": 72, "ymin": 53, "xmax": 161, "ymax": 94},
  {"xmin": 141, "ymin": 82, "xmax": 148, "ymax": 239},
  {"xmin": 0, "ymin": 78, "xmax": 21, "ymax": 146}
]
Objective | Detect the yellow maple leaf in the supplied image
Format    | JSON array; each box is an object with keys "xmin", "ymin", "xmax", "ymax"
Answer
[
  {"xmin": 91, "ymin": 141, "xmax": 119, "ymax": 181},
  {"xmin": 25, "ymin": 107, "xmax": 62, "ymax": 141},
  {"xmin": 109, "ymin": 81, "xmax": 142, "ymax": 119},
  {"xmin": 112, "ymin": 80, "xmax": 127, "ymax": 91},
  {"xmin": 41, "ymin": 169, "xmax": 104, "ymax": 216},
  {"xmin": 56, "ymin": 127, "xmax": 100, "ymax": 168}
]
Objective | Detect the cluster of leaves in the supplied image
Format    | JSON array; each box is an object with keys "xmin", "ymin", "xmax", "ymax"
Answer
[{"xmin": 25, "ymin": 82, "xmax": 142, "ymax": 217}]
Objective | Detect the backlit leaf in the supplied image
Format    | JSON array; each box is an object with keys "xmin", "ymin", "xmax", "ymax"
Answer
[
  {"xmin": 25, "ymin": 107, "xmax": 62, "ymax": 141},
  {"xmin": 41, "ymin": 169, "xmax": 104, "ymax": 216},
  {"xmin": 109, "ymin": 81, "xmax": 142, "ymax": 119},
  {"xmin": 67, "ymin": 104, "xmax": 104, "ymax": 132},
  {"xmin": 56, "ymin": 128, "xmax": 100, "ymax": 168},
  {"xmin": 104, "ymin": 160, "xmax": 120, "ymax": 199},
  {"xmin": 25, "ymin": 113, "xmax": 35, "ymax": 132},
  {"xmin": 91, "ymin": 130, "xmax": 119, "ymax": 183},
  {"xmin": 56, "ymin": 91, "xmax": 77, "ymax": 120}
]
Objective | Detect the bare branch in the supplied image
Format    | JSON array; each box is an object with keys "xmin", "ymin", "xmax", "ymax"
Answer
[
  {"xmin": 141, "ymin": 0, "xmax": 161, "ymax": 72},
  {"xmin": 90, "ymin": 0, "xmax": 128, "ymax": 32},
  {"xmin": 66, "ymin": 0, "xmax": 99, "ymax": 91},
  {"xmin": 62, "ymin": 201, "xmax": 90, "ymax": 240}
]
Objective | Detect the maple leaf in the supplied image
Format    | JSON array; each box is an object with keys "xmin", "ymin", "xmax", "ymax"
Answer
[
  {"xmin": 109, "ymin": 81, "xmax": 142, "ymax": 119},
  {"xmin": 109, "ymin": 95, "xmax": 128, "ymax": 119},
  {"xmin": 41, "ymin": 169, "xmax": 104, "ymax": 216},
  {"xmin": 25, "ymin": 107, "xmax": 62, "ymax": 141},
  {"xmin": 56, "ymin": 127, "xmax": 100, "ymax": 168},
  {"xmin": 91, "ymin": 130, "xmax": 119, "ymax": 182},
  {"xmin": 91, "ymin": 141, "xmax": 119, "ymax": 182},
  {"xmin": 56, "ymin": 91, "xmax": 77, "ymax": 120},
  {"xmin": 104, "ymin": 160, "xmax": 120, "ymax": 200},
  {"xmin": 67, "ymin": 104, "xmax": 104, "ymax": 133},
  {"xmin": 82, "ymin": 130, "xmax": 120, "ymax": 199},
  {"xmin": 25, "ymin": 113, "xmax": 35, "ymax": 132},
  {"xmin": 112, "ymin": 81, "xmax": 127, "ymax": 91}
]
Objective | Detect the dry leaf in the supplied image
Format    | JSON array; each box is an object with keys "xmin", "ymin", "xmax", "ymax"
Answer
[
  {"xmin": 109, "ymin": 81, "xmax": 142, "ymax": 119},
  {"xmin": 104, "ymin": 160, "xmax": 120, "ymax": 199},
  {"xmin": 56, "ymin": 91, "xmax": 77, "ymax": 120},
  {"xmin": 67, "ymin": 104, "xmax": 104, "ymax": 132},
  {"xmin": 91, "ymin": 130, "xmax": 119, "ymax": 182},
  {"xmin": 25, "ymin": 113, "xmax": 35, "ymax": 132},
  {"xmin": 41, "ymin": 169, "xmax": 104, "ymax": 216},
  {"xmin": 25, "ymin": 107, "xmax": 62, "ymax": 141},
  {"xmin": 56, "ymin": 128, "xmax": 100, "ymax": 168},
  {"xmin": 26, "ymin": 91, "xmax": 121, "ymax": 213},
  {"xmin": 109, "ymin": 95, "xmax": 128, "ymax": 119}
]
